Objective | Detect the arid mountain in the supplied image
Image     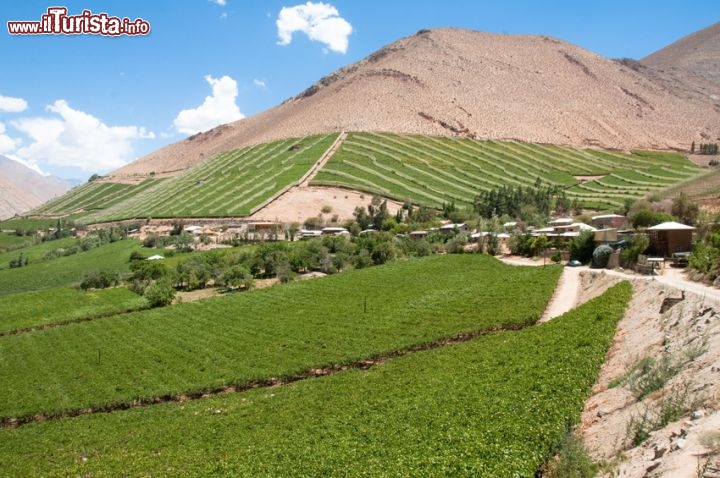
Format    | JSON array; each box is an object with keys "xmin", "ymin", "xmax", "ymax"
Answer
[
  {"xmin": 112, "ymin": 28, "xmax": 720, "ymax": 178},
  {"xmin": 0, "ymin": 156, "xmax": 70, "ymax": 220},
  {"xmin": 642, "ymin": 21, "xmax": 720, "ymax": 94}
]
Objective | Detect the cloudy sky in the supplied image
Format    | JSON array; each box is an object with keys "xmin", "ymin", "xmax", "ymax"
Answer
[{"xmin": 0, "ymin": 0, "xmax": 716, "ymax": 180}]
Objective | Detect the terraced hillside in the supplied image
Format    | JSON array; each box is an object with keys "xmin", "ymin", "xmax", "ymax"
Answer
[
  {"xmin": 74, "ymin": 134, "xmax": 338, "ymax": 223},
  {"xmin": 31, "ymin": 179, "xmax": 163, "ymax": 216},
  {"xmin": 312, "ymin": 133, "xmax": 701, "ymax": 210},
  {"xmin": 23, "ymin": 132, "xmax": 702, "ymax": 224}
]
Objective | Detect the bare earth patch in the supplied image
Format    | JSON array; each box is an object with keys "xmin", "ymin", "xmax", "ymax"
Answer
[{"xmin": 248, "ymin": 186, "xmax": 403, "ymax": 223}]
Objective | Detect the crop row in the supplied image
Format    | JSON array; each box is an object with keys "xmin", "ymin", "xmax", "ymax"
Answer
[
  {"xmin": 0, "ymin": 239, "xmax": 143, "ymax": 296},
  {"xmin": 0, "ymin": 287, "xmax": 148, "ymax": 335},
  {"xmin": 33, "ymin": 179, "xmax": 162, "ymax": 216},
  {"xmin": 0, "ymin": 281, "xmax": 631, "ymax": 476},
  {"xmin": 0, "ymin": 255, "xmax": 560, "ymax": 419},
  {"xmin": 81, "ymin": 135, "xmax": 337, "ymax": 223},
  {"xmin": 312, "ymin": 133, "xmax": 699, "ymax": 209},
  {"xmin": 0, "ymin": 236, "xmax": 77, "ymax": 271}
]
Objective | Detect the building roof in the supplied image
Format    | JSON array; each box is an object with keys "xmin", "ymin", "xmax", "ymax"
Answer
[
  {"xmin": 646, "ymin": 221, "xmax": 696, "ymax": 231},
  {"xmin": 592, "ymin": 214, "xmax": 625, "ymax": 220},
  {"xmin": 439, "ymin": 223, "xmax": 467, "ymax": 230},
  {"xmin": 146, "ymin": 255, "xmax": 165, "ymax": 261},
  {"xmin": 548, "ymin": 217, "xmax": 573, "ymax": 225}
]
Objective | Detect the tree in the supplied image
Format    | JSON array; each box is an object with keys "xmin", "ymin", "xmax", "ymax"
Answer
[
  {"xmin": 371, "ymin": 241, "xmax": 396, "ymax": 265},
  {"xmin": 691, "ymin": 141, "xmax": 695, "ymax": 154},
  {"xmin": 222, "ymin": 265, "xmax": 254, "ymax": 290},
  {"xmin": 620, "ymin": 234, "xmax": 649, "ymax": 266},
  {"xmin": 671, "ymin": 193, "xmax": 699, "ymax": 226},
  {"xmin": 287, "ymin": 222, "xmax": 300, "ymax": 241},
  {"xmin": 144, "ymin": 278, "xmax": 176, "ymax": 307},
  {"xmin": 569, "ymin": 230, "xmax": 595, "ymax": 264},
  {"xmin": 631, "ymin": 209, "xmax": 673, "ymax": 229},
  {"xmin": 80, "ymin": 270, "xmax": 119, "ymax": 290}
]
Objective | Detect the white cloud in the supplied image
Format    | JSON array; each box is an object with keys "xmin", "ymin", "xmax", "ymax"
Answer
[
  {"xmin": 276, "ymin": 2, "xmax": 352, "ymax": 54},
  {"xmin": 0, "ymin": 122, "xmax": 20, "ymax": 154},
  {"xmin": 11, "ymin": 100, "xmax": 155, "ymax": 173},
  {"xmin": 173, "ymin": 75, "xmax": 244, "ymax": 135},
  {"xmin": 0, "ymin": 95, "xmax": 28, "ymax": 113},
  {"xmin": 209, "ymin": 0, "xmax": 226, "ymax": 5},
  {"xmin": 254, "ymin": 79, "xmax": 267, "ymax": 88}
]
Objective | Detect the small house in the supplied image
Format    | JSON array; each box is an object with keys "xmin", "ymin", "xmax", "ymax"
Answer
[
  {"xmin": 409, "ymin": 230, "xmax": 429, "ymax": 241},
  {"xmin": 321, "ymin": 227, "xmax": 349, "ymax": 236},
  {"xmin": 547, "ymin": 217, "xmax": 574, "ymax": 227},
  {"xmin": 300, "ymin": 229, "xmax": 322, "ymax": 239},
  {"xmin": 592, "ymin": 214, "xmax": 627, "ymax": 229},
  {"xmin": 439, "ymin": 223, "xmax": 470, "ymax": 234},
  {"xmin": 646, "ymin": 221, "xmax": 696, "ymax": 257},
  {"xmin": 594, "ymin": 228, "xmax": 618, "ymax": 244}
]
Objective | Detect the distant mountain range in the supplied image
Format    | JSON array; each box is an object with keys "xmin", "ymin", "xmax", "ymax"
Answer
[
  {"xmin": 110, "ymin": 24, "xmax": 720, "ymax": 179},
  {"xmin": 0, "ymin": 156, "xmax": 71, "ymax": 220}
]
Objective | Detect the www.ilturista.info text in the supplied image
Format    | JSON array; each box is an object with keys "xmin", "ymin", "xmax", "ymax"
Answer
[{"xmin": 7, "ymin": 7, "xmax": 150, "ymax": 36}]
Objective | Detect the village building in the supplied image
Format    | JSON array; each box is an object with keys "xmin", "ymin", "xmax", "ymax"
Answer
[
  {"xmin": 592, "ymin": 214, "xmax": 627, "ymax": 229},
  {"xmin": 646, "ymin": 221, "xmax": 696, "ymax": 257}
]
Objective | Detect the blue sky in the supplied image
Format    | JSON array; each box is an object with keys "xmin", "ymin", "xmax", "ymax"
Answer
[{"xmin": 0, "ymin": 1, "xmax": 716, "ymax": 180}]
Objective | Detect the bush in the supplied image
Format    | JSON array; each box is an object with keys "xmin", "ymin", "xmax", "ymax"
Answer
[
  {"xmin": 569, "ymin": 231, "xmax": 595, "ymax": 264},
  {"xmin": 620, "ymin": 234, "xmax": 649, "ymax": 266},
  {"xmin": 143, "ymin": 278, "xmax": 176, "ymax": 308},
  {"xmin": 509, "ymin": 233, "xmax": 533, "ymax": 256},
  {"xmin": 129, "ymin": 251, "xmax": 146, "ymax": 262},
  {"xmin": 8, "ymin": 253, "xmax": 28, "ymax": 268},
  {"xmin": 631, "ymin": 209, "xmax": 673, "ymax": 229},
  {"xmin": 80, "ymin": 270, "xmax": 119, "ymax": 290},
  {"xmin": 143, "ymin": 234, "xmax": 159, "ymax": 248},
  {"xmin": 550, "ymin": 251, "xmax": 563, "ymax": 263},
  {"xmin": 591, "ymin": 244, "xmax": 613, "ymax": 269}
]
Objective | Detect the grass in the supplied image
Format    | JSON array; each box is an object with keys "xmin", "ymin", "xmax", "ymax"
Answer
[
  {"xmin": 627, "ymin": 381, "xmax": 696, "ymax": 446},
  {"xmin": 0, "ymin": 236, "xmax": 78, "ymax": 271},
  {"xmin": 0, "ymin": 232, "xmax": 34, "ymax": 251},
  {"xmin": 0, "ymin": 216, "xmax": 81, "ymax": 231},
  {"xmin": 0, "ymin": 255, "xmax": 560, "ymax": 419},
  {"xmin": 0, "ymin": 281, "xmax": 631, "ymax": 477},
  {"xmin": 0, "ymin": 239, "xmax": 144, "ymax": 296},
  {"xmin": 0, "ymin": 287, "xmax": 148, "ymax": 335}
]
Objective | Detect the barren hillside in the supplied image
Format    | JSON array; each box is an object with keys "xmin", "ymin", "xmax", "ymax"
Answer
[
  {"xmin": 112, "ymin": 28, "xmax": 720, "ymax": 178},
  {"xmin": 642, "ymin": 21, "xmax": 720, "ymax": 96},
  {"xmin": 0, "ymin": 156, "xmax": 70, "ymax": 220}
]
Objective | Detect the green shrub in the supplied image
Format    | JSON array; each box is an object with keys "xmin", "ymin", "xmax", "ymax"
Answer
[
  {"xmin": 592, "ymin": 244, "xmax": 613, "ymax": 268},
  {"xmin": 570, "ymin": 230, "xmax": 595, "ymax": 264},
  {"xmin": 143, "ymin": 278, "xmax": 176, "ymax": 308}
]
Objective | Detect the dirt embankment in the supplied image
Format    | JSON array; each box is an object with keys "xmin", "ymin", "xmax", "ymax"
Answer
[{"xmin": 578, "ymin": 272, "xmax": 720, "ymax": 477}]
